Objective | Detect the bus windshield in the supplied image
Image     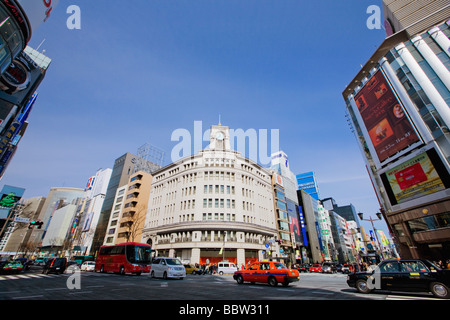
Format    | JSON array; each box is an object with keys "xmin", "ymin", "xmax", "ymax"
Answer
[{"xmin": 126, "ymin": 245, "xmax": 152, "ymax": 264}]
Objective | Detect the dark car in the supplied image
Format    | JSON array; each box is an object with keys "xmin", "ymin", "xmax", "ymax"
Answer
[
  {"xmin": 347, "ymin": 259, "xmax": 450, "ymax": 299},
  {"xmin": 297, "ymin": 263, "xmax": 310, "ymax": 273},
  {"xmin": 42, "ymin": 258, "xmax": 67, "ymax": 274}
]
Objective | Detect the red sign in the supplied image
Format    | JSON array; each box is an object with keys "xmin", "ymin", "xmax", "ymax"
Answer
[{"xmin": 395, "ymin": 163, "xmax": 428, "ymax": 190}]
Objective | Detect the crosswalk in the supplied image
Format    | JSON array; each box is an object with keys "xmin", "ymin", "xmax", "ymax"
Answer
[
  {"xmin": 0, "ymin": 271, "xmax": 107, "ymax": 281},
  {"xmin": 0, "ymin": 273, "xmax": 63, "ymax": 281}
]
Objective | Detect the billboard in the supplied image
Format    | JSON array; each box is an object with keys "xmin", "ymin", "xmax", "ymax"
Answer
[
  {"xmin": 381, "ymin": 148, "xmax": 450, "ymax": 205},
  {"xmin": 354, "ymin": 70, "xmax": 420, "ymax": 163},
  {"xmin": 0, "ymin": 185, "xmax": 24, "ymax": 218},
  {"xmin": 287, "ymin": 200, "xmax": 302, "ymax": 246}
]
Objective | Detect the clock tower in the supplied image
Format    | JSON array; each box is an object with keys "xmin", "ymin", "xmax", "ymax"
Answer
[{"xmin": 209, "ymin": 122, "xmax": 231, "ymax": 151}]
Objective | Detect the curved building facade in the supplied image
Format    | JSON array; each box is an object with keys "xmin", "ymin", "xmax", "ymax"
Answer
[
  {"xmin": 141, "ymin": 124, "xmax": 278, "ymax": 267},
  {"xmin": 0, "ymin": 1, "xmax": 28, "ymax": 74},
  {"xmin": 0, "ymin": 0, "xmax": 58, "ymax": 74}
]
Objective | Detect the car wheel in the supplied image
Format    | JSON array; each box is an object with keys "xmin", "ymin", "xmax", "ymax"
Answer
[
  {"xmin": 430, "ymin": 282, "xmax": 450, "ymax": 299},
  {"xmin": 219, "ymin": 271, "xmax": 224, "ymax": 275},
  {"xmin": 236, "ymin": 275, "xmax": 244, "ymax": 285},
  {"xmin": 268, "ymin": 276, "xmax": 278, "ymax": 287},
  {"xmin": 355, "ymin": 280, "xmax": 372, "ymax": 294}
]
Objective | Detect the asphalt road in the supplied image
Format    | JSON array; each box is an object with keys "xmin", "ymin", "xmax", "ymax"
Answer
[{"xmin": 0, "ymin": 267, "xmax": 444, "ymax": 301}]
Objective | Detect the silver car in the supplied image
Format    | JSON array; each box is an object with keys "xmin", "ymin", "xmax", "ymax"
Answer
[{"xmin": 151, "ymin": 257, "xmax": 186, "ymax": 279}]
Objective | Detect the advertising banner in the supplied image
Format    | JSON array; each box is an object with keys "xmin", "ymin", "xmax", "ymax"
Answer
[
  {"xmin": 384, "ymin": 152, "xmax": 446, "ymax": 204},
  {"xmin": 377, "ymin": 230, "xmax": 389, "ymax": 246},
  {"xmin": 287, "ymin": 200, "xmax": 302, "ymax": 246},
  {"xmin": 354, "ymin": 70, "xmax": 420, "ymax": 163}
]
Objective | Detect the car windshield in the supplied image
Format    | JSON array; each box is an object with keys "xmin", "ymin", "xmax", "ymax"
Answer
[
  {"xmin": 166, "ymin": 258, "xmax": 182, "ymax": 265},
  {"xmin": 273, "ymin": 263, "xmax": 286, "ymax": 269}
]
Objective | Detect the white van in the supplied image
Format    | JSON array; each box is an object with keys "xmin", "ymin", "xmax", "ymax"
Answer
[
  {"xmin": 151, "ymin": 257, "xmax": 186, "ymax": 279},
  {"xmin": 217, "ymin": 262, "xmax": 238, "ymax": 275}
]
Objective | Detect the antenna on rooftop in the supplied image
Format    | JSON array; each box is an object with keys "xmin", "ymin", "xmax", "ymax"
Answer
[{"xmin": 36, "ymin": 39, "xmax": 46, "ymax": 51}]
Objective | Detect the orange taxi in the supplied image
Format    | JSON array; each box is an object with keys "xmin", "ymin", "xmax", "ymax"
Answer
[{"xmin": 233, "ymin": 261, "xmax": 299, "ymax": 287}]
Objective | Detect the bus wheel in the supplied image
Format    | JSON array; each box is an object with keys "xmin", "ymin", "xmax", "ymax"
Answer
[{"xmin": 119, "ymin": 266, "xmax": 125, "ymax": 275}]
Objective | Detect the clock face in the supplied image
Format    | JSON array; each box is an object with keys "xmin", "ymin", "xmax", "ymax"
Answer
[{"xmin": 216, "ymin": 131, "xmax": 224, "ymax": 141}]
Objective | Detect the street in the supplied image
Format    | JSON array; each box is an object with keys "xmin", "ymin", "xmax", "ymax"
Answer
[{"xmin": 0, "ymin": 267, "xmax": 444, "ymax": 301}]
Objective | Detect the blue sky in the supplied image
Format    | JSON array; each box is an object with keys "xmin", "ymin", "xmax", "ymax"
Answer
[{"xmin": 1, "ymin": 1, "xmax": 391, "ymax": 235}]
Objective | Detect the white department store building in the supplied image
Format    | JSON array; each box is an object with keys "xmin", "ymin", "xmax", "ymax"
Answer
[{"xmin": 141, "ymin": 124, "xmax": 279, "ymax": 266}]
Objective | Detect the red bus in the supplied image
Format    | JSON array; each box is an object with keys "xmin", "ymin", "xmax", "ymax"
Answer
[{"xmin": 95, "ymin": 242, "xmax": 152, "ymax": 275}]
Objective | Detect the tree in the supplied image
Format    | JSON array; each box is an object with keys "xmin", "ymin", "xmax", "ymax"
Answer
[{"xmin": 120, "ymin": 203, "xmax": 147, "ymax": 243}]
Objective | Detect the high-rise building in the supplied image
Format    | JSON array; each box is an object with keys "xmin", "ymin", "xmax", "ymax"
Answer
[
  {"xmin": 343, "ymin": 1, "xmax": 450, "ymax": 260},
  {"xmin": 0, "ymin": 0, "xmax": 58, "ymax": 74},
  {"xmin": 90, "ymin": 152, "xmax": 160, "ymax": 255},
  {"xmin": 37, "ymin": 187, "xmax": 85, "ymax": 252},
  {"xmin": 297, "ymin": 190, "xmax": 324, "ymax": 263},
  {"xmin": 0, "ymin": 0, "xmax": 58, "ymax": 179},
  {"xmin": 90, "ymin": 153, "xmax": 140, "ymax": 255},
  {"xmin": 296, "ymin": 171, "xmax": 320, "ymax": 200},
  {"xmin": 103, "ymin": 170, "xmax": 153, "ymax": 245},
  {"xmin": 0, "ymin": 48, "xmax": 51, "ymax": 179},
  {"xmin": 321, "ymin": 197, "xmax": 361, "ymax": 229},
  {"xmin": 70, "ymin": 168, "xmax": 112, "ymax": 255}
]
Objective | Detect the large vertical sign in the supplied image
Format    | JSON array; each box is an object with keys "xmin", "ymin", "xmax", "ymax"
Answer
[
  {"xmin": 354, "ymin": 70, "xmax": 420, "ymax": 162},
  {"xmin": 287, "ymin": 200, "xmax": 302, "ymax": 246},
  {"xmin": 298, "ymin": 207, "xmax": 308, "ymax": 247}
]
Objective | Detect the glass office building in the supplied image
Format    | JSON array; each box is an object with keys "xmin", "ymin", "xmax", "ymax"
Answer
[
  {"xmin": 343, "ymin": 18, "xmax": 450, "ymax": 260},
  {"xmin": 296, "ymin": 171, "xmax": 320, "ymax": 200}
]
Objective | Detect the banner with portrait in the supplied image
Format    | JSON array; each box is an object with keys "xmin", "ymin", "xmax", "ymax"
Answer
[{"xmin": 354, "ymin": 70, "xmax": 420, "ymax": 163}]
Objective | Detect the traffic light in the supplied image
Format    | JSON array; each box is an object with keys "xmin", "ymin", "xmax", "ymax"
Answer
[{"xmin": 28, "ymin": 220, "xmax": 43, "ymax": 229}]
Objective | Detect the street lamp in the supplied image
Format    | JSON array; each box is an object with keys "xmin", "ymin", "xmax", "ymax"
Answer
[{"xmin": 357, "ymin": 212, "xmax": 384, "ymax": 260}]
